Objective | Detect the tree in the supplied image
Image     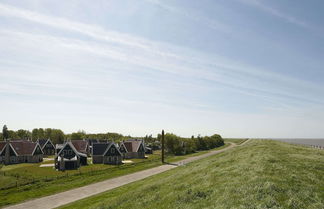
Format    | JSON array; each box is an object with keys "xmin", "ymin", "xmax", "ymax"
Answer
[
  {"xmin": 38, "ymin": 128, "xmax": 45, "ymax": 139},
  {"xmin": 8, "ymin": 130, "xmax": 18, "ymax": 139},
  {"xmin": 17, "ymin": 129, "xmax": 31, "ymax": 140},
  {"xmin": 71, "ymin": 130, "xmax": 86, "ymax": 140},
  {"xmin": 50, "ymin": 129, "xmax": 65, "ymax": 144},
  {"xmin": 45, "ymin": 128, "xmax": 52, "ymax": 139},
  {"xmin": 2, "ymin": 125, "xmax": 8, "ymax": 140},
  {"xmin": 32, "ymin": 128, "xmax": 39, "ymax": 141}
]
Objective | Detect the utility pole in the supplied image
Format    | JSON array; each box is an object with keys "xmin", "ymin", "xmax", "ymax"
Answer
[{"xmin": 161, "ymin": 129, "xmax": 165, "ymax": 163}]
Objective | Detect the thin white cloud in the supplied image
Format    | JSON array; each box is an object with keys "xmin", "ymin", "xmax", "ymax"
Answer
[
  {"xmin": 238, "ymin": 0, "xmax": 309, "ymax": 28},
  {"xmin": 1, "ymin": 2, "xmax": 324, "ymax": 111},
  {"xmin": 1, "ymin": 28, "xmax": 324, "ymax": 110},
  {"xmin": 143, "ymin": 0, "xmax": 231, "ymax": 33}
]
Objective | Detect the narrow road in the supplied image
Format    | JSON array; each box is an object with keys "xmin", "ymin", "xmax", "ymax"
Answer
[{"xmin": 5, "ymin": 140, "xmax": 250, "ymax": 209}]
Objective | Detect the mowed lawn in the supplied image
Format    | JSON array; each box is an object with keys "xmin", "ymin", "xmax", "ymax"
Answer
[
  {"xmin": 60, "ymin": 140, "xmax": 324, "ymax": 209},
  {"xmin": 0, "ymin": 144, "xmax": 229, "ymax": 207}
]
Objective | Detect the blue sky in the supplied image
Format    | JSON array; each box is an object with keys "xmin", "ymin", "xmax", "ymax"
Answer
[{"xmin": 0, "ymin": 0, "xmax": 324, "ymax": 138}]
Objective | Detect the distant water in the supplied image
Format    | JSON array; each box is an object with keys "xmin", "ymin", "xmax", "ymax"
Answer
[{"xmin": 272, "ymin": 138, "xmax": 324, "ymax": 147}]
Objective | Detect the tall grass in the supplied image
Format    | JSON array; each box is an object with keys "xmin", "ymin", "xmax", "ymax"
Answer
[
  {"xmin": 60, "ymin": 140, "xmax": 324, "ymax": 209},
  {"xmin": 0, "ymin": 144, "xmax": 227, "ymax": 207}
]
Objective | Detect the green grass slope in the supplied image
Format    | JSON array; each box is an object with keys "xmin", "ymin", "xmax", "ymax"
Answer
[
  {"xmin": 0, "ymin": 144, "xmax": 228, "ymax": 207},
  {"xmin": 60, "ymin": 140, "xmax": 324, "ymax": 209}
]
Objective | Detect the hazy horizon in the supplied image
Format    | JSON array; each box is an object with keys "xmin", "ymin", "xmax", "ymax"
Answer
[{"xmin": 1, "ymin": 0, "xmax": 324, "ymax": 138}]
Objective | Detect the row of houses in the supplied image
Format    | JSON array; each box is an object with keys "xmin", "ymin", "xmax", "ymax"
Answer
[
  {"xmin": 55, "ymin": 139, "xmax": 147, "ymax": 170},
  {"xmin": 0, "ymin": 139, "xmax": 151, "ymax": 170}
]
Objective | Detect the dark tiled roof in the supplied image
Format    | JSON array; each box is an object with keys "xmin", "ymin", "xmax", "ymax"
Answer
[
  {"xmin": 10, "ymin": 140, "xmax": 38, "ymax": 155},
  {"xmin": 71, "ymin": 140, "xmax": 88, "ymax": 154},
  {"xmin": 92, "ymin": 142, "xmax": 112, "ymax": 155},
  {"xmin": 38, "ymin": 139, "xmax": 48, "ymax": 147},
  {"xmin": 86, "ymin": 139, "xmax": 99, "ymax": 146},
  {"xmin": 0, "ymin": 142, "xmax": 6, "ymax": 153}
]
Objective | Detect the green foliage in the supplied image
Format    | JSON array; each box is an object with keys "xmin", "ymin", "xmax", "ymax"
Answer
[
  {"xmin": 70, "ymin": 130, "xmax": 86, "ymax": 140},
  {"xmin": 16, "ymin": 129, "xmax": 32, "ymax": 139},
  {"xmin": 50, "ymin": 129, "xmax": 65, "ymax": 144},
  {"xmin": 8, "ymin": 130, "xmax": 18, "ymax": 139},
  {"xmin": 2, "ymin": 125, "xmax": 8, "ymax": 140},
  {"xmin": 165, "ymin": 133, "xmax": 224, "ymax": 155},
  {"xmin": 32, "ymin": 128, "xmax": 65, "ymax": 144}
]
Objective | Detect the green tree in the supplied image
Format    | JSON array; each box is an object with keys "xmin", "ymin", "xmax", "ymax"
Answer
[
  {"xmin": 2, "ymin": 125, "xmax": 8, "ymax": 140},
  {"xmin": 38, "ymin": 128, "xmax": 45, "ymax": 139},
  {"xmin": 17, "ymin": 129, "xmax": 31, "ymax": 140},
  {"xmin": 32, "ymin": 128, "xmax": 39, "ymax": 141},
  {"xmin": 8, "ymin": 130, "xmax": 18, "ymax": 139},
  {"xmin": 50, "ymin": 129, "xmax": 65, "ymax": 144},
  {"xmin": 71, "ymin": 130, "xmax": 86, "ymax": 140}
]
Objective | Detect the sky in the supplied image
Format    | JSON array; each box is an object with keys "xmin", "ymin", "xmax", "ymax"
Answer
[{"xmin": 0, "ymin": 0, "xmax": 324, "ymax": 138}]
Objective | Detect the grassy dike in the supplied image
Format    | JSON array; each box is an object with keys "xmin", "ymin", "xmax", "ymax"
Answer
[
  {"xmin": 60, "ymin": 140, "xmax": 324, "ymax": 209},
  {"xmin": 0, "ymin": 144, "xmax": 229, "ymax": 207}
]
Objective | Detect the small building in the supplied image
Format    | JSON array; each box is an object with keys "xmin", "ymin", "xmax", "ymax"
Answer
[
  {"xmin": 92, "ymin": 142, "xmax": 122, "ymax": 165},
  {"xmin": 37, "ymin": 139, "xmax": 55, "ymax": 155},
  {"xmin": 119, "ymin": 139, "xmax": 145, "ymax": 159},
  {"xmin": 55, "ymin": 141, "xmax": 87, "ymax": 171},
  {"xmin": 145, "ymin": 146, "xmax": 153, "ymax": 154},
  {"xmin": 0, "ymin": 140, "xmax": 43, "ymax": 165}
]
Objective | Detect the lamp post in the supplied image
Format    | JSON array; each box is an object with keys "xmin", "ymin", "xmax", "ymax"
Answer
[{"xmin": 161, "ymin": 130, "xmax": 165, "ymax": 163}]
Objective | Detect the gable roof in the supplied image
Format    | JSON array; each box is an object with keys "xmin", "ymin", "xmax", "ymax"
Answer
[
  {"xmin": 0, "ymin": 142, "xmax": 7, "ymax": 155},
  {"xmin": 119, "ymin": 142, "xmax": 128, "ymax": 152},
  {"xmin": 38, "ymin": 139, "xmax": 55, "ymax": 150},
  {"xmin": 92, "ymin": 143, "xmax": 110, "ymax": 155},
  {"xmin": 31, "ymin": 143, "xmax": 44, "ymax": 155},
  {"xmin": 9, "ymin": 140, "xmax": 41, "ymax": 156},
  {"xmin": 92, "ymin": 142, "xmax": 122, "ymax": 156},
  {"xmin": 103, "ymin": 143, "xmax": 122, "ymax": 156},
  {"xmin": 71, "ymin": 140, "xmax": 89, "ymax": 154},
  {"xmin": 57, "ymin": 142, "xmax": 87, "ymax": 157},
  {"xmin": 38, "ymin": 139, "xmax": 48, "ymax": 147},
  {"xmin": 122, "ymin": 139, "xmax": 144, "ymax": 152}
]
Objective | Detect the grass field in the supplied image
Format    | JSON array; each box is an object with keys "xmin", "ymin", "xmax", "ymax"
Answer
[
  {"xmin": 0, "ymin": 144, "xmax": 228, "ymax": 207},
  {"xmin": 224, "ymin": 138, "xmax": 248, "ymax": 145},
  {"xmin": 60, "ymin": 140, "xmax": 324, "ymax": 209}
]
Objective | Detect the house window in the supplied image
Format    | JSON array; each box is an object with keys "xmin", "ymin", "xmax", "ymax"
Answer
[{"xmin": 111, "ymin": 148, "xmax": 115, "ymax": 154}]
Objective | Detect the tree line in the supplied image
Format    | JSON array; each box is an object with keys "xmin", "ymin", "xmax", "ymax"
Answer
[
  {"xmin": 158, "ymin": 133, "xmax": 224, "ymax": 155},
  {"xmin": 1, "ymin": 125, "xmax": 128, "ymax": 145},
  {"xmin": 1, "ymin": 125, "xmax": 224, "ymax": 153}
]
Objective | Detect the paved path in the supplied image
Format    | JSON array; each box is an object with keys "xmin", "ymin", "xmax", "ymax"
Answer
[{"xmin": 5, "ymin": 140, "xmax": 250, "ymax": 209}]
